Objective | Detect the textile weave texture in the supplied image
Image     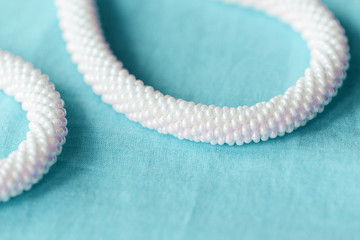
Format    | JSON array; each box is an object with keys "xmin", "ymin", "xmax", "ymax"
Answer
[{"xmin": 0, "ymin": 0, "xmax": 359, "ymax": 239}]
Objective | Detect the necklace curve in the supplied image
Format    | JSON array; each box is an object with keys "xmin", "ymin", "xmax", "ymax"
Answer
[
  {"xmin": 57, "ymin": 0, "xmax": 349, "ymax": 146},
  {"xmin": 0, "ymin": 51, "xmax": 68, "ymax": 202}
]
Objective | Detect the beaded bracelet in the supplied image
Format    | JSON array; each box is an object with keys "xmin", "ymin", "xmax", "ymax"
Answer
[
  {"xmin": 0, "ymin": 51, "xmax": 67, "ymax": 202},
  {"xmin": 56, "ymin": 0, "xmax": 350, "ymax": 145}
]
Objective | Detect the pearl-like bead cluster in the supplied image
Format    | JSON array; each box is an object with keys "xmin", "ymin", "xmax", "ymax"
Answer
[
  {"xmin": 0, "ymin": 50, "xmax": 68, "ymax": 202},
  {"xmin": 56, "ymin": 0, "xmax": 349, "ymax": 145}
]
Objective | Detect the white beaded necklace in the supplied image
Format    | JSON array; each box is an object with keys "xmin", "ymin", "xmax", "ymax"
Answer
[
  {"xmin": 0, "ymin": 51, "xmax": 67, "ymax": 202},
  {"xmin": 57, "ymin": 0, "xmax": 349, "ymax": 146}
]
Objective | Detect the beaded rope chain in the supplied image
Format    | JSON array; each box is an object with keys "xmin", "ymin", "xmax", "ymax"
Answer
[
  {"xmin": 56, "ymin": 0, "xmax": 349, "ymax": 146},
  {"xmin": 0, "ymin": 0, "xmax": 350, "ymax": 202},
  {"xmin": 0, "ymin": 51, "xmax": 68, "ymax": 201}
]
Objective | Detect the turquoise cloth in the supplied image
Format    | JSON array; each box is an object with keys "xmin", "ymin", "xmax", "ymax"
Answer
[{"xmin": 0, "ymin": 0, "xmax": 360, "ymax": 239}]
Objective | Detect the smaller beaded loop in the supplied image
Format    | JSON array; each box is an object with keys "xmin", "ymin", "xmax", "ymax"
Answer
[
  {"xmin": 0, "ymin": 50, "xmax": 68, "ymax": 202},
  {"xmin": 56, "ymin": 0, "xmax": 349, "ymax": 146}
]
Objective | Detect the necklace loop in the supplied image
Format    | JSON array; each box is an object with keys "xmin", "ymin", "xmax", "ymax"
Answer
[
  {"xmin": 0, "ymin": 50, "xmax": 67, "ymax": 201},
  {"xmin": 57, "ymin": 0, "xmax": 349, "ymax": 145}
]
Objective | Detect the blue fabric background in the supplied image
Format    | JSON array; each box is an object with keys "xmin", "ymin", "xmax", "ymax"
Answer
[{"xmin": 0, "ymin": 0, "xmax": 359, "ymax": 239}]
